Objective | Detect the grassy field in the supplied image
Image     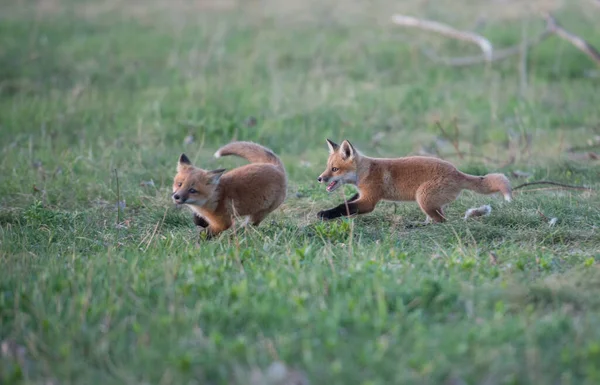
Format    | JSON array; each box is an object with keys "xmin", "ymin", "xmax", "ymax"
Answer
[{"xmin": 1, "ymin": 0, "xmax": 600, "ymax": 384}]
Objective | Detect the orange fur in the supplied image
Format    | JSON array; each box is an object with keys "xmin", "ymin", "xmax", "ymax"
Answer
[
  {"xmin": 317, "ymin": 139, "xmax": 512, "ymax": 223},
  {"xmin": 172, "ymin": 141, "xmax": 287, "ymax": 238}
]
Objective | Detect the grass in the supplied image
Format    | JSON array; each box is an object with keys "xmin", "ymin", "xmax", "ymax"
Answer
[{"xmin": 1, "ymin": 0, "xmax": 600, "ymax": 384}]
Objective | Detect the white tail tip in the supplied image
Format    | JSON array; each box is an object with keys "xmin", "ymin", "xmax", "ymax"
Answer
[
  {"xmin": 504, "ymin": 194, "xmax": 512, "ymax": 202},
  {"xmin": 214, "ymin": 150, "xmax": 222, "ymax": 158},
  {"xmin": 464, "ymin": 204, "xmax": 492, "ymax": 220}
]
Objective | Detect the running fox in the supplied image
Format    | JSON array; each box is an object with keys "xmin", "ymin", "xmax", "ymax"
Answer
[
  {"xmin": 172, "ymin": 141, "xmax": 287, "ymax": 238},
  {"xmin": 317, "ymin": 139, "xmax": 512, "ymax": 223}
]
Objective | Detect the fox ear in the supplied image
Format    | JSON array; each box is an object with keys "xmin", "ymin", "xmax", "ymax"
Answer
[
  {"xmin": 179, "ymin": 153, "xmax": 191, "ymax": 165},
  {"xmin": 178, "ymin": 153, "xmax": 192, "ymax": 172},
  {"xmin": 339, "ymin": 140, "xmax": 355, "ymax": 160},
  {"xmin": 326, "ymin": 139, "xmax": 339, "ymax": 154},
  {"xmin": 207, "ymin": 168, "xmax": 226, "ymax": 185}
]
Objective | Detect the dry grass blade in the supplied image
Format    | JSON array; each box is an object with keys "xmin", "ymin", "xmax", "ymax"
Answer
[{"xmin": 489, "ymin": 252, "xmax": 498, "ymax": 266}]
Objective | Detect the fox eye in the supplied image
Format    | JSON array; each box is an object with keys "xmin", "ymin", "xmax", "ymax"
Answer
[
  {"xmin": 177, "ymin": 182, "xmax": 182, "ymax": 187},
  {"xmin": 331, "ymin": 167, "xmax": 339, "ymax": 172},
  {"xmin": 189, "ymin": 188, "xmax": 197, "ymax": 193}
]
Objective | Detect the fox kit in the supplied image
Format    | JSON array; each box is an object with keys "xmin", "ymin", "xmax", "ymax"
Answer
[
  {"xmin": 317, "ymin": 139, "xmax": 512, "ymax": 223},
  {"xmin": 172, "ymin": 141, "xmax": 287, "ymax": 238}
]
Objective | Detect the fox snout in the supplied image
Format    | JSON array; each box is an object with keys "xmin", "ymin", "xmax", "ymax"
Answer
[
  {"xmin": 317, "ymin": 173, "xmax": 331, "ymax": 183},
  {"xmin": 172, "ymin": 192, "xmax": 187, "ymax": 204}
]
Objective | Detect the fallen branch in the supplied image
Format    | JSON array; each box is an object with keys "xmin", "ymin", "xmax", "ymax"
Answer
[
  {"xmin": 420, "ymin": 30, "xmax": 552, "ymax": 66},
  {"xmin": 392, "ymin": 13, "xmax": 600, "ymax": 67},
  {"xmin": 391, "ymin": 14, "xmax": 492, "ymax": 62},
  {"xmin": 543, "ymin": 13, "xmax": 600, "ymax": 66}
]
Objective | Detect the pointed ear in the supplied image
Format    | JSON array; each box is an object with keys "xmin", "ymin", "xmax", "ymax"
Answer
[
  {"xmin": 339, "ymin": 140, "xmax": 356, "ymax": 160},
  {"xmin": 326, "ymin": 139, "xmax": 339, "ymax": 154},
  {"xmin": 177, "ymin": 153, "xmax": 192, "ymax": 172},
  {"xmin": 179, "ymin": 153, "xmax": 191, "ymax": 165},
  {"xmin": 207, "ymin": 168, "xmax": 226, "ymax": 185}
]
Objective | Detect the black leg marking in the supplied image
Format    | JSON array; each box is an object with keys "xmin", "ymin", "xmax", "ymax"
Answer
[
  {"xmin": 317, "ymin": 201, "xmax": 359, "ymax": 220},
  {"xmin": 317, "ymin": 193, "xmax": 363, "ymax": 220},
  {"xmin": 193, "ymin": 214, "xmax": 209, "ymax": 228},
  {"xmin": 347, "ymin": 193, "xmax": 360, "ymax": 203}
]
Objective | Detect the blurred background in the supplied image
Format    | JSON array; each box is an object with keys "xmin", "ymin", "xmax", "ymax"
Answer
[
  {"xmin": 1, "ymin": 0, "xmax": 599, "ymax": 203},
  {"xmin": 1, "ymin": 3, "xmax": 600, "ymax": 384}
]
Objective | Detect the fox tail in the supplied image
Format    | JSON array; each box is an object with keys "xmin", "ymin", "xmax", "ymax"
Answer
[
  {"xmin": 462, "ymin": 173, "xmax": 512, "ymax": 202},
  {"xmin": 214, "ymin": 141, "xmax": 285, "ymax": 173}
]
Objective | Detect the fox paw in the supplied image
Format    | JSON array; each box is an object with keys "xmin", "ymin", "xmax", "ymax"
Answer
[
  {"xmin": 317, "ymin": 210, "xmax": 333, "ymax": 220},
  {"xmin": 197, "ymin": 227, "xmax": 215, "ymax": 241}
]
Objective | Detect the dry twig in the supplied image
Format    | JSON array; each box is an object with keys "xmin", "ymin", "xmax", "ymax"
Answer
[
  {"xmin": 543, "ymin": 13, "xmax": 600, "ymax": 66},
  {"xmin": 513, "ymin": 181, "xmax": 592, "ymax": 191},
  {"xmin": 435, "ymin": 120, "xmax": 463, "ymax": 159},
  {"xmin": 392, "ymin": 13, "xmax": 600, "ymax": 67},
  {"xmin": 392, "ymin": 14, "xmax": 492, "ymax": 62}
]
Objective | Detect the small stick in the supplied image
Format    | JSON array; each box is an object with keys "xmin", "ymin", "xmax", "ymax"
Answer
[
  {"xmin": 513, "ymin": 181, "xmax": 592, "ymax": 191},
  {"xmin": 230, "ymin": 206, "xmax": 245, "ymax": 274},
  {"xmin": 143, "ymin": 208, "xmax": 168, "ymax": 253},
  {"xmin": 114, "ymin": 169, "xmax": 121, "ymax": 228},
  {"xmin": 435, "ymin": 121, "xmax": 463, "ymax": 159},
  {"xmin": 343, "ymin": 193, "xmax": 352, "ymax": 217},
  {"xmin": 515, "ymin": 187, "xmax": 587, "ymax": 193}
]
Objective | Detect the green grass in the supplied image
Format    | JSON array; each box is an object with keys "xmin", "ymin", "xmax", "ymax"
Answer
[{"xmin": 1, "ymin": 1, "xmax": 600, "ymax": 384}]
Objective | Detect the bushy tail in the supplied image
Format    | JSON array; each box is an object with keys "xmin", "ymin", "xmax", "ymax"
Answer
[
  {"xmin": 462, "ymin": 173, "xmax": 513, "ymax": 202},
  {"xmin": 214, "ymin": 141, "xmax": 285, "ymax": 173}
]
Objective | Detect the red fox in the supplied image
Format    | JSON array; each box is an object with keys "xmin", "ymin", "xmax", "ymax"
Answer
[
  {"xmin": 172, "ymin": 141, "xmax": 287, "ymax": 238},
  {"xmin": 317, "ymin": 139, "xmax": 512, "ymax": 223}
]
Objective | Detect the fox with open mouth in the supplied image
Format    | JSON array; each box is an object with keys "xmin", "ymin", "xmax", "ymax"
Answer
[{"xmin": 317, "ymin": 139, "xmax": 512, "ymax": 223}]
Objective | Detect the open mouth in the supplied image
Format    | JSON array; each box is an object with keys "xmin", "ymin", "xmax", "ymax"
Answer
[{"xmin": 326, "ymin": 180, "xmax": 340, "ymax": 192}]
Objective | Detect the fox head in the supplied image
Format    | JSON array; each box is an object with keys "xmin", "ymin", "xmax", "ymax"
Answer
[
  {"xmin": 172, "ymin": 153, "xmax": 226, "ymax": 206},
  {"xmin": 317, "ymin": 139, "xmax": 358, "ymax": 192}
]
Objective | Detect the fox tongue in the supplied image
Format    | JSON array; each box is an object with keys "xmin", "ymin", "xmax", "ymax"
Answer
[{"xmin": 327, "ymin": 181, "xmax": 337, "ymax": 191}]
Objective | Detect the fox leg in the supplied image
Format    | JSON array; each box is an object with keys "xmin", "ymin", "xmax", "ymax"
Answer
[
  {"xmin": 422, "ymin": 204, "xmax": 449, "ymax": 224},
  {"xmin": 422, "ymin": 207, "xmax": 446, "ymax": 223},
  {"xmin": 193, "ymin": 214, "xmax": 209, "ymax": 228},
  {"xmin": 317, "ymin": 197, "xmax": 376, "ymax": 220},
  {"xmin": 200, "ymin": 218, "xmax": 232, "ymax": 240},
  {"xmin": 316, "ymin": 193, "xmax": 360, "ymax": 220},
  {"xmin": 416, "ymin": 186, "xmax": 450, "ymax": 223},
  {"xmin": 250, "ymin": 198, "xmax": 283, "ymax": 226},
  {"xmin": 250, "ymin": 211, "xmax": 269, "ymax": 226}
]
